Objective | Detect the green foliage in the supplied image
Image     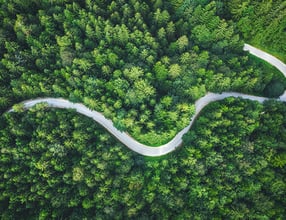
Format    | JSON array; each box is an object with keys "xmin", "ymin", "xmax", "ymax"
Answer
[
  {"xmin": 0, "ymin": 0, "xmax": 286, "ymax": 218},
  {"xmin": 0, "ymin": 0, "xmax": 284, "ymax": 144},
  {"xmin": 0, "ymin": 99, "xmax": 285, "ymax": 219},
  {"xmin": 264, "ymin": 80, "xmax": 285, "ymax": 98},
  {"xmin": 224, "ymin": 0, "xmax": 286, "ymax": 62}
]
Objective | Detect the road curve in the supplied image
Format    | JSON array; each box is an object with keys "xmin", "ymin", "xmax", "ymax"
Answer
[
  {"xmin": 8, "ymin": 93, "xmax": 281, "ymax": 156},
  {"xmin": 243, "ymin": 44, "xmax": 286, "ymax": 77},
  {"xmin": 6, "ymin": 44, "xmax": 286, "ymax": 156}
]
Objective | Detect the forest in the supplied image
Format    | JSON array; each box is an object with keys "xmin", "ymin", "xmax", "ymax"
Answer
[
  {"xmin": 0, "ymin": 0, "xmax": 285, "ymax": 144},
  {"xmin": 221, "ymin": 0, "xmax": 286, "ymax": 62},
  {"xmin": 0, "ymin": 0, "xmax": 286, "ymax": 219}
]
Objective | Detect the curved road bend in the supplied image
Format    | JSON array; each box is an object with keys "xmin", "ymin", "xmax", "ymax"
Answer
[
  {"xmin": 243, "ymin": 44, "xmax": 286, "ymax": 77},
  {"xmin": 6, "ymin": 44, "xmax": 286, "ymax": 156}
]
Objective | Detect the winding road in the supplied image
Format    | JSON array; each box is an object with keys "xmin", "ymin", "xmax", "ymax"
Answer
[
  {"xmin": 243, "ymin": 44, "xmax": 286, "ymax": 77},
  {"xmin": 6, "ymin": 44, "xmax": 286, "ymax": 156}
]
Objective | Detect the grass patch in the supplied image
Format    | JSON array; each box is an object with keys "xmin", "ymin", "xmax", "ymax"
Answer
[{"xmin": 249, "ymin": 41, "xmax": 286, "ymax": 63}]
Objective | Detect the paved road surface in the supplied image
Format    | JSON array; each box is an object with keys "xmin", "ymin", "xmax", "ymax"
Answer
[
  {"xmin": 7, "ymin": 44, "xmax": 286, "ymax": 156},
  {"xmin": 243, "ymin": 44, "xmax": 286, "ymax": 77}
]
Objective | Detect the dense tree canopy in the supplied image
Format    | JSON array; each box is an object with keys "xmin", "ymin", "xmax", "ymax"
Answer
[
  {"xmin": 220, "ymin": 0, "xmax": 286, "ymax": 62},
  {"xmin": 0, "ymin": 0, "xmax": 285, "ymax": 144},
  {"xmin": 0, "ymin": 99, "xmax": 285, "ymax": 219},
  {"xmin": 0, "ymin": 0, "xmax": 286, "ymax": 219}
]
